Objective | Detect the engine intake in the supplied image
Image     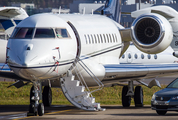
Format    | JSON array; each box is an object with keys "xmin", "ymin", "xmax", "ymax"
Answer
[{"xmin": 131, "ymin": 13, "xmax": 173, "ymax": 54}]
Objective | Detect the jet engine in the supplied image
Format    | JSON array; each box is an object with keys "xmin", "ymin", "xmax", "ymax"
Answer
[{"xmin": 131, "ymin": 13, "xmax": 173, "ymax": 54}]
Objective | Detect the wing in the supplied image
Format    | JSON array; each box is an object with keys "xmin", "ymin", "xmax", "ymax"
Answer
[{"xmin": 103, "ymin": 63, "xmax": 178, "ymax": 82}]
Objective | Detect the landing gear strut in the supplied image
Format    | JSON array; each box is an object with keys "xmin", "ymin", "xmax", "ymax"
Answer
[{"xmin": 28, "ymin": 82, "xmax": 44, "ymax": 116}]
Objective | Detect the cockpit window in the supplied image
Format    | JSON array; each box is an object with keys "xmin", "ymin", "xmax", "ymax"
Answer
[
  {"xmin": 34, "ymin": 28, "xmax": 55, "ymax": 38},
  {"xmin": 13, "ymin": 28, "xmax": 34, "ymax": 39},
  {"xmin": 55, "ymin": 28, "xmax": 70, "ymax": 39}
]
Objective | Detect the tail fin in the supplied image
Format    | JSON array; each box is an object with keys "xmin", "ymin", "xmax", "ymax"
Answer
[
  {"xmin": 101, "ymin": 0, "xmax": 122, "ymax": 23},
  {"xmin": 0, "ymin": 7, "xmax": 28, "ymax": 37}
]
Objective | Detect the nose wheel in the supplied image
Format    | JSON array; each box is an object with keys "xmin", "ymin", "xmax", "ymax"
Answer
[{"xmin": 28, "ymin": 82, "xmax": 44, "ymax": 116}]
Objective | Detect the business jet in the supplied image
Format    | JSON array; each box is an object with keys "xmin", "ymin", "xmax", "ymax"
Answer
[{"xmin": 0, "ymin": 5, "xmax": 178, "ymax": 116}]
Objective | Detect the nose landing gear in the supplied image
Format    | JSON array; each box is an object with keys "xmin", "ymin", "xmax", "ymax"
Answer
[{"xmin": 28, "ymin": 82, "xmax": 44, "ymax": 116}]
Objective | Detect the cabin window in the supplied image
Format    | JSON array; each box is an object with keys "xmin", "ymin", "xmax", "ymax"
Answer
[
  {"xmin": 84, "ymin": 35, "xmax": 87, "ymax": 44},
  {"xmin": 115, "ymin": 34, "xmax": 117, "ymax": 42},
  {"xmin": 103, "ymin": 34, "xmax": 106, "ymax": 43},
  {"xmin": 122, "ymin": 54, "xmax": 125, "ymax": 59},
  {"xmin": 91, "ymin": 35, "xmax": 94, "ymax": 44},
  {"xmin": 12, "ymin": 28, "xmax": 34, "ymax": 39},
  {"xmin": 97, "ymin": 34, "xmax": 100, "ymax": 43},
  {"xmin": 34, "ymin": 28, "xmax": 55, "ymax": 38},
  {"xmin": 88, "ymin": 35, "xmax": 91, "ymax": 44},
  {"xmin": 134, "ymin": 54, "xmax": 138, "ymax": 59},
  {"xmin": 100, "ymin": 34, "xmax": 103, "ymax": 43},
  {"xmin": 148, "ymin": 54, "xmax": 151, "ymax": 59},
  {"xmin": 154, "ymin": 54, "xmax": 157, "ymax": 59},
  {"xmin": 94, "ymin": 34, "xmax": 97, "ymax": 44},
  {"xmin": 55, "ymin": 28, "xmax": 70, "ymax": 39},
  {"xmin": 128, "ymin": 53, "xmax": 131, "ymax": 59},
  {"xmin": 112, "ymin": 34, "xmax": 115, "ymax": 42},
  {"xmin": 109, "ymin": 34, "xmax": 112, "ymax": 42},
  {"xmin": 106, "ymin": 34, "xmax": 109, "ymax": 43},
  {"xmin": 141, "ymin": 54, "xmax": 144, "ymax": 59}
]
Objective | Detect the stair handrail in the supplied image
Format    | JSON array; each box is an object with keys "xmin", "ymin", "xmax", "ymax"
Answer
[
  {"xmin": 73, "ymin": 56, "xmax": 104, "ymax": 94},
  {"xmin": 72, "ymin": 60, "xmax": 91, "ymax": 95}
]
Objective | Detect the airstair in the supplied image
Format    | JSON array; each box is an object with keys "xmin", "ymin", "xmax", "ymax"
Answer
[{"xmin": 60, "ymin": 57, "xmax": 105, "ymax": 111}]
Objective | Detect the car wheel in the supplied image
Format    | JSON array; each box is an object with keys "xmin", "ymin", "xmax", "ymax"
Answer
[{"xmin": 156, "ymin": 110, "xmax": 167, "ymax": 115}]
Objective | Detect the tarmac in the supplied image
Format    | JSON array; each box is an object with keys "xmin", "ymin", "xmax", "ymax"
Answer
[{"xmin": 0, "ymin": 105, "xmax": 178, "ymax": 120}]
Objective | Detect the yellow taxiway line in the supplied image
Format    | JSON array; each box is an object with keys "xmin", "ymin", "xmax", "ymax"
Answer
[{"xmin": 13, "ymin": 109, "xmax": 73, "ymax": 120}]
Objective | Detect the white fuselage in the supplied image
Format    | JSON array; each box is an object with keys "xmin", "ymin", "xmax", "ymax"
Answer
[{"xmin": 7, "ymin": 14, "xmax": 123, "ymax": 81}]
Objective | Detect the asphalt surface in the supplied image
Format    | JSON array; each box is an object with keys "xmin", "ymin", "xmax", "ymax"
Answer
[{"xmin": 0, "ymin": 105, "xmax": 178, "ymax": 120}]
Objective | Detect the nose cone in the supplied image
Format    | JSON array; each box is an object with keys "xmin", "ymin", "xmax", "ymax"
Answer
[
  {"xmin": 7, "ymin": 40, "xmax": 61, "ymax": 80},
  {"xmin": 7, "ymin": 40, "xmax": 59, "ymax": 67}
]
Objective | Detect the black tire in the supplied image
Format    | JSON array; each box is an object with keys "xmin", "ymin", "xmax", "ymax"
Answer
[
  {"xmin": 122, "ymin": 86, "xmax": 131, "ymax": 107},
  {"xmin": 38, "ymin": 103, "xmax": 44, "ymax": 116},
  {"xmin": 29, "ymin": 103, "xmax": 35, "ymax": 113},
  {"xmin": 156, "ymin": 110, "xmax": 167, "ymax": 115},
  {"xmin": 42, "ymin": 86, "xmax": 52, "ymax": 106},
  {"xmin": 30, "ymin": 86, "xmax": 35, "ymax": 104},
  {"xmin": 134, "ymin": 86, "xmax": 143, "ymax": 107}
]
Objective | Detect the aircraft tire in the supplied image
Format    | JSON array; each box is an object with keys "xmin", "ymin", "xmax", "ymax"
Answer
[
  {"xmin": 122, "ymin": 86, "xmax": 131, "ymax": 107},
  {"xmin": 42, "ymin": 86, "xmax": 52, "ymax": 106},
  {"xmin": 38, "ymin": 103, "xmax": 44, "ymax": 116},
  {"xmin": 134, "ymin": 86, "xmax": 143, "ymax": 107},
  {"xmin": 29, "ymin": 103, "xmax": 35, "ymax": 113}
]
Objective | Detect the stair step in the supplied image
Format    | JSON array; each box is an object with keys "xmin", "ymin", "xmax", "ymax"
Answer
[
  {"xmin": 60, "ymin": 71, "xmax": 105, "ymax": 111},
  {"xmin": 74, "ymin": 86, "xmax": 85, "ymax": 94}
]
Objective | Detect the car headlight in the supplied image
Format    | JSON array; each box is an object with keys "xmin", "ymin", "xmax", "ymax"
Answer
[
  {"xmin": 151, "ymin": 94, "xmax": 156, "ymax": 101},
  {"xmin": 172, "ymin": 96, "xmax": 178, "ymax": 100}
]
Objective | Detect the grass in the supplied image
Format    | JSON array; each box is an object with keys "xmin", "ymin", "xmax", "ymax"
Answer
[{"xmin": 0, "ymin": 82, "xmax": 166, "ymax": 105}]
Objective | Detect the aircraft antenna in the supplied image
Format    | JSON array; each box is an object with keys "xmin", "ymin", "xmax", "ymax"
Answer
[
  {"xmin": 83, "ymin": 7, "xmax": 85, "ymax": 15},
  {"xmin": 91, "ymin": 9, "xmax": 93, "ymax": 15},
  {"xmin": 59, "ymin": 6, "xmax": 61, "ymax": 14}
]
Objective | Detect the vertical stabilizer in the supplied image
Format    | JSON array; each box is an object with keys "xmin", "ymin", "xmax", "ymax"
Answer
[{"xmin": 101, "ymin": 0, "xmax": 122, "ymax": 23}]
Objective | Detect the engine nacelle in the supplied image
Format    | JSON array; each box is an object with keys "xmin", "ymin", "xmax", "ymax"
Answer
[{"xmin": 131, "ymin": 13, "xmax": 173, "ymax": 54}]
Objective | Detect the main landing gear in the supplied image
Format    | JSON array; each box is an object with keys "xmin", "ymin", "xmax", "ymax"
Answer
[
  {"xmin": 28, "ymin": 82, "xmax": 52, "ymax": 116},
  {"xmin": 122, "ymin": 81, "xmax": 143, "ymax": 107}
]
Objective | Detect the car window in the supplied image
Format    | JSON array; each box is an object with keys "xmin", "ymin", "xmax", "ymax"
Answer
[{"xmin": 167, "ymin": 78, "xmax": 178, "ymax": 88}]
